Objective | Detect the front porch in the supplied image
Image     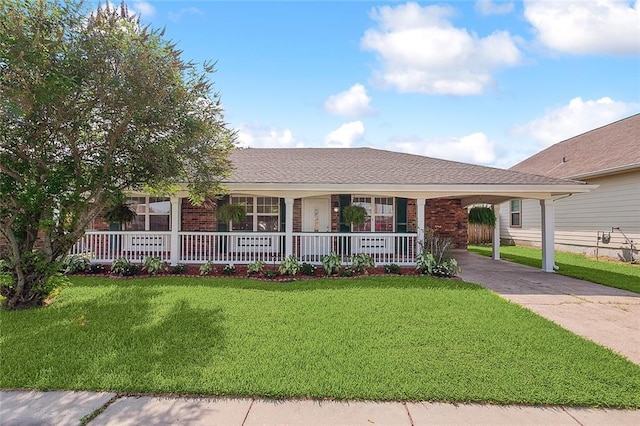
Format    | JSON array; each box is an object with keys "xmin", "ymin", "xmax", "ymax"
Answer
[{"xmin": 69, "ymin": 231, "xmax": 418, "ymax": 265}]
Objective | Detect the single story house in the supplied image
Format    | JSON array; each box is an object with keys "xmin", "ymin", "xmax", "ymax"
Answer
[
  {"xmin": 500, "ymin": 114, "xmax": 640, "ymax": 262},
  {"xmin": 70, "ymin": 147, "xmax": 594, "ymax": 271}
]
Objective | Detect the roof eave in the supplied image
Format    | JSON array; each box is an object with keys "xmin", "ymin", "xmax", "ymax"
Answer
[{"xmin": 566, "ymin": 163, "xmax": 640, "ymax": 180}]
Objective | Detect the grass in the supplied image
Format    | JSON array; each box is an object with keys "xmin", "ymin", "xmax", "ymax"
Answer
[
  {"xmin": 1, "ymin": 276, "xmax": 640, "ymax": 407},
  {"xmin": 468, "ymin": 245, "xmax": 640, "ymax": 294}
]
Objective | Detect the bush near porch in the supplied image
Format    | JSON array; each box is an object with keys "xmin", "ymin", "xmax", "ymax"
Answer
[
  {"xmin": 1, "ymin": 276, "xmax": 639, "ymax": 407},
  {"xmin": 468, "ymin": 245, "xmax": 640, "ymax": 294}
]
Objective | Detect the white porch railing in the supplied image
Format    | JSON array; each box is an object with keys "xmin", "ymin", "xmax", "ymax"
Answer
[
  {"xmin": 69, "ymin": 231, "xmax": 172, "ymax": 263},
  {"xmin": 294, "ymin": 232, "xmax": 417, "ymax": 265},
  {"xmin": 180, "ymin": 232, "xmax": 286, "ymax": 264},
  {"xmin": 70, "ymin": 231, "xmax": 417, "ymax": 265}
]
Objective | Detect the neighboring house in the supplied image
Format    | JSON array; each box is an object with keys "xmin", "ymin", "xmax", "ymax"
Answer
[
  {"xmin": 66, "ymin": 147, "xmax": 591, "ymax": 271},
  {"xmin": 500, "ymin": 114, "xmax": 640, "ymax": 262}
]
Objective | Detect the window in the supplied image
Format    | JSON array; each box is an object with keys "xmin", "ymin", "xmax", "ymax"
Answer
[
  {"xmin": 510, "ymin": 199, "xmax": 521, "ymax": 227},
  {"xmin": 230, "ymin": 196, "xmax": 280, "ymax": 232},
  {"xmin": 125, "ymin": 197, "xmax": 171, "ymax": 231},
  {"xmin": 352, "ymin": 196, "xmax": 394, "ymax": 232}
]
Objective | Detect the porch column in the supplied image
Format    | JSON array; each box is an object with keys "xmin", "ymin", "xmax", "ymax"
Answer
[
  {"xmin": 540, "ymin": 198, "xmax": 555, "ymax": 272},
  {"xmin": 285, "ymin": 197, "xmax": 294, "ymax": 257},
  {"xmin": 416, "ymin": 198, "xmax": 426, "ymax": 252},
  {"xmin": 492, "ymin": 203, "xmax": 501, "ymax": 260},
  {"xmin": 170, "ymin": 196, "xmax": 180, "ymax": 265}
]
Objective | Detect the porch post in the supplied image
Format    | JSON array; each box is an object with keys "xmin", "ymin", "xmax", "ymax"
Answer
[
  {"xmin": 416, "ymin": 198, "xmax": 426, "ymax": 252},
  {"xmin": 285, "ymin": 197, "xmax": 294, "ymax": 257},
  {"xmin": 540, "ymin": 198, "xmax": 555, "ymax": 272},
  {"xmin": 492, "ymin": 203, "xmax": 501, "ymax": 260},
  {"xmin": 170, "ymin": 196, "xmax": 180, "ymax": 265}
]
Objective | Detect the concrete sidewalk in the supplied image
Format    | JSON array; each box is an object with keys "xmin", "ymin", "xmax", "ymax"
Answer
[
  {"xmin": 1, "ymin": 391, "xmax": 639, "ymax": 425},
  {"xmin": 456, "ymin": 251, "xmax": 640, "ymax": 365}
]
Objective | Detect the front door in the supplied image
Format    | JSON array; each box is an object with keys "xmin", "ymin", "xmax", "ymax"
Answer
[{"xmin": 302, "ymin": 198, "xmax": 330, "ymax": 260}]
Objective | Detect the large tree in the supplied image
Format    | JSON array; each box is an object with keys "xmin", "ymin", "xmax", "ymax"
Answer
[{"xmin": 0, "ymin": 0, "xmax": 236, "ymax": 309}]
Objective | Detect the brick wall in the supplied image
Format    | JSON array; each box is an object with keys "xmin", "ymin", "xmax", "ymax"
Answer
[
  {"xmin": 181, "ymin": 199, "xmax": 217, "ymax": 232},
  {"xmin": 425, "ymin": 199, "xmax": 468, "ymax": 248},
  {"xmin": 407, "ymin": 198, "xmax": 417, "ymax": 232},
  {"xmin": 91, "ymin": 206, "xmax": 111, "ymax": 231},
  {"xmin": 293, "ymin": 199, "xmax": 302, "ymax": 232},
  {"xmin": 330, "ymin": 195, "xmax": 340, "ymax": 232}
]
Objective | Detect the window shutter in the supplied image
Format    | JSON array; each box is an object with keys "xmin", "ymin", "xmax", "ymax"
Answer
[
  {"xmin": 217, "ymin": 196, "xmax": 229, "ymax": 232},
  {"xmin": 280, "ymin": 198, "xmax": 286, "ymax": 232},
  {"xmin": 395, "ymin": 198, "xmax": 408, "ymax": 233},
  {"xmin": 338, "ymin": 194, "xmax": 351, "ymax": 232}
]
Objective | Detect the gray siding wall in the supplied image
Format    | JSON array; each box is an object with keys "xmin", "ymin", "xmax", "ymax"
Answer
[{"xmin": 499, "ymin": 170, "xmax": 640, "ymax": 260}]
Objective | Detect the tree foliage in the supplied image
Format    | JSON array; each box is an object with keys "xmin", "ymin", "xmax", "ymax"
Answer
[{"xmin": 0, "ymin": 0, "xmax": 236, "ymax": 308}]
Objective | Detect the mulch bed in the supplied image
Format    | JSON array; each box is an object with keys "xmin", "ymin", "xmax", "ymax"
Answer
[{"xmin": 76, "ymin": 264, "xmax": 422, "ymax": 280}]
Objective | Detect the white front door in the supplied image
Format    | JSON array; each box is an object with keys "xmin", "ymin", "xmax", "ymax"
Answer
[
  {"xmin": 302, "ymin": 198, "xmax": 330, "ymax": 260},
  {"xmin": 303, "ymin": 198, "xmax": 330, "ymax": 233}
]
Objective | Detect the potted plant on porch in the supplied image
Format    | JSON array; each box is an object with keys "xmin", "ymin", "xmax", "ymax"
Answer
[
  {"xmin": 216, "ymin": 203, "xmax": 247, "ymax": 223},
  {"xmin": 341, "ymin": 205, "xmax": 368, "ymax": 227},
  {"xmin": 103, "ymin": 194, "xmax": 137, "ymax": 230}
]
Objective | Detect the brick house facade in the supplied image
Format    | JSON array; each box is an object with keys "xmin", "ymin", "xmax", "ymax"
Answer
[{"xmin": 3, "ymin": 147, "xmax": 592, "ymax": 271}]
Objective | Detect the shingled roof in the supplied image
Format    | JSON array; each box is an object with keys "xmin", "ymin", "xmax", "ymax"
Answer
[
  {"xmin": 227, "ymin": 147, "xmax": 576, "ymax": 186},
  {"xmin": 511, "ymin": 113, "xmax": 640, "ymax": 179}
]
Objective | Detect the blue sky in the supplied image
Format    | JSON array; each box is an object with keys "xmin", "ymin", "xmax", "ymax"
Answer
[{"xmin": 124, "ymin": 0, "xmax": 639, "ymax": 168}]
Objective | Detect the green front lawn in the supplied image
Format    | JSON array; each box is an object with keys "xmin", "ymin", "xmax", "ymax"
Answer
[
  {"xmin": 1, "ymin": 276, "xmax": 639, "ymax": 407},
  {"xmin": 469, "ymin": 245, "xmax": 640, "ymax": 294}
]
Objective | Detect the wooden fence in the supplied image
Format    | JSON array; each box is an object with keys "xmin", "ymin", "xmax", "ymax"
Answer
[{"xmin": 468, "ymin": 224, "xmax": 494, "ymax": 245}]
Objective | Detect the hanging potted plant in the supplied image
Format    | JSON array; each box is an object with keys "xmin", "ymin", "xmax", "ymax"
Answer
[
  {"xmin": 216, "ymin": 203, "xmax": 247, "ymax": 223},
  {"xmin": 103, "ymin": 196, "xmax": 137, "ymax": 230},
  {"xmin": 342, "ymin": 205, "xmax": 368, "ymax": 227}
]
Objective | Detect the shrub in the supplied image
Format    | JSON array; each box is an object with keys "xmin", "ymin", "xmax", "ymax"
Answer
[
  {"xmin": 170, "ymin": 263, "xmax": 187, "ymax": 274},
  {"xmin": 199, "ymin": 260, "xmax": 214, "ymax": 276},
  {"xmin": 339, "ymin": 266, "xmax": 355, "ymax": 277},
  {"xmin": 264, "ymin": 269, "xmax": 278, "ymax": 279},
  {"xmin": 87, "ymin": 264, "xmax": 106, "ymax": 274},
  {"xmin": 279, "ymin": 255, "xmax": 300, "ymax": 277},
  {"xmin": 111, "ymin": 258, "xmax": 139, "ymax": 276},
  {"xmin": 62, "ymin": 254, "xmax": 90, "ymax": 274},
  {"xmin": 322, "ymin": 252, "xmax": 342, "ymax": 276},
  {"xmin": 143, "ymin": 256, "xmax": 165, "ymax": 275},
  {"xmin": 383, "ymin": 264, "xmax": 401, "ymax": 274},
  {"xmin": 351, "ymin": 253, "xmax": 374, "ymax": 274},
  {"xmin": 416, "ymin": 252, "xmax": 460, "ymax": 278},
  {"xmin": 222, "ymin": 264, "xmax": 236, "ymax": 275},
  {"xmin": 247, "ymin": 260, "xmax": 265, "ymax": 275},
  {"xmin": 300, "ymin": 262, "xmax": 317, "ymax": 276}
]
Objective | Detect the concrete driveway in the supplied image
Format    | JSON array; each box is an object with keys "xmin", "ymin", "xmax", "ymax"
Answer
[{"xmin": 456, "ymin": 251, "xmax": 640, "ymax": 365}]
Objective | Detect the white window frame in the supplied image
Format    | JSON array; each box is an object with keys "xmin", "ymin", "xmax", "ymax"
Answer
[
  {"xmin": 351, "ymin": 196, "xmax": 395, "ymax": 233},
  {"xmin": 230, "ymin": 196, "xmax": 280, "ymax": 232},
  {"xmin": 125, "ymin": 196, "xmax": 171, "ymax": 231},
  {"xmin": 510, "ymin": 199, "xmax": 522, "ymax": 228}
]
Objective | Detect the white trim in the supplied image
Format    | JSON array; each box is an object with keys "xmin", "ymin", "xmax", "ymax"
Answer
[
  {"xmin": 540, "ymin": 199, "xmax": 555, "ymax": 272},
  {"xmin": 285, "ymin": 197, "xmax": 294, "ymax": 257},
  {"xmin": 170, "ymin": 196, "xmax": 180, "ymax": 265},
  {"xmin": 492, "ymin": 203, "xmax": 501, "ymax": 260}
]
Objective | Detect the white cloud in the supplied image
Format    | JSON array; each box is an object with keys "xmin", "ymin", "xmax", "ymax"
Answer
[
  {"xmin": 324, "ymin": 84, "xmax": 376, "ymax": 117},
  {"xmin": 524, "ymin": 0, "xmax": 640, "ymax": 55},
  {"xmin": 475, "ymin": 0, "xmax": 514, "ymax": 16},
  {"xmin": 360, "ymin": 2, "xmax": 521, "ymax": 95},
  {"xmin": 168, "ymin": 7, "xmax": 204, "ymax": 22},
  {"xmin": 131, "ymin": 1, "xmax": 155, "ymax": 18},
  {"xmin": 325, "ymin": 121, "xmax": 365, "ymax": 148},
  {"xmin": 237, "ymin": 124, "xmax": 302, "ymax": 148},
  {"xmin": 390, "ymin": 132, "xmax": 497, "ymax": 165},
  {"xmin": 513, "ymin": 97, "xmax": 639, "ymax": 146}
]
